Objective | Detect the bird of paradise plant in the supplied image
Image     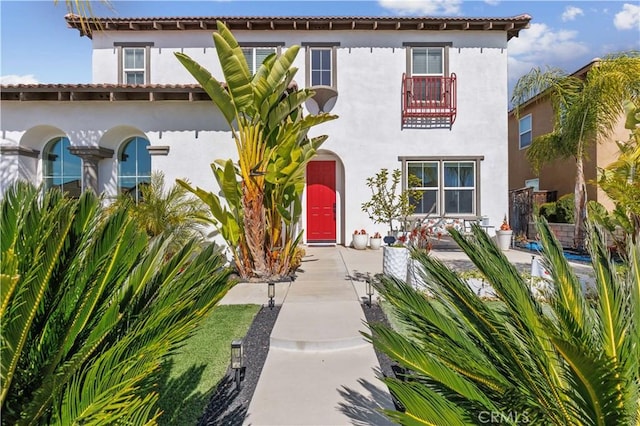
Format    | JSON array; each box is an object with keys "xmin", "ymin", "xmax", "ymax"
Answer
[{"xmin": 175, "ymin": 21, "xmax": 337, "ymax": 280}]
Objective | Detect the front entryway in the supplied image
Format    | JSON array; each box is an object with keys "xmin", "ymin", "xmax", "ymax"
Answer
[{"xmin": 306, "ymin": 160, "xmax": 336, "ymax": 243}]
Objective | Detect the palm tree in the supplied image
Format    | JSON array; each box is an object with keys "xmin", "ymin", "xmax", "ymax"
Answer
[
  {"xmin": 174, "ymin": 21, "xmax": 337, "ymax": 280},
  {"xmin": 366, "ymin": 221, "xmax": 639, "ymax": 425},
  {"xmin": 1, "ymin": 182, "xmax": 232, "ymax": 424},
  {"xmin": 121, "ymin": 171, "xmax": 212, "ymax": 254},
  {"xmin": 511, "ymin": 52, "xmax": 640, "ymax": 249}
]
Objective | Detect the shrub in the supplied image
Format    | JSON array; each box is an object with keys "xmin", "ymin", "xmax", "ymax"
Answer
[
  {"xmin": 538, "ymin": 194, "xmax": 574, "ymax": 223},
  {"xmin": 0, "ymin": 182, "xmax": 233, "ymax": 424},
  {"xmin": 366, "ymin": 220, "xmax": 639, "ymax": 425}
]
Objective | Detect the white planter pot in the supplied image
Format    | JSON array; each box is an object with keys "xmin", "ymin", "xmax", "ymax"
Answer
[
  {"xmin": 382, "ymin": 246, "xmax": 408, "ymax": 281},
  {"xmin": 496, "ymin": 230, "xmax": 513, "ymax": 250},
  {"xmin": 407, "ymin": 257, "xmax": 432, "ymax": 295},
  {"xmin": 369, "ymin": 237, "xmax": 382, "ymax": 250},
  {"xmin": 352, "ymin": 233, "xmax": 368, "ymax": 250}
]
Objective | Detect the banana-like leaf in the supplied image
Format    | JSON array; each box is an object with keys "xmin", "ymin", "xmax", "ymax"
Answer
[
  {"xmin": 174, "ymin": 52, "xmax": 235, "ymax": 126},
  {"xmin": 212, "ymin": 22, "xmax": 254, "ymax": 114}
]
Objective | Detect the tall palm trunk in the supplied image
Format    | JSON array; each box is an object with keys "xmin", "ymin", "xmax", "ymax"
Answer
[{"xmin": 574, "ymin": 149, "xmax": 587, "ymax": 250}]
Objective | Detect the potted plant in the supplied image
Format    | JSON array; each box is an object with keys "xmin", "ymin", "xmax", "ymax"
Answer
[
  {"xmin": 361, "ymin": 168, "xmax": 423, "ymax": 246},
  {"xmin": 369, "ymin": 231, "xmax": 383, "ymax": 250},
  {"xmin": 352, "ymin": 229, "xmax": 368, "ymax": 250},
  {"xmin": 382, "ymin": 235, "xmax": 409, "ymax": 281},
  {"xmin": 406, "ymin": 225, "xmax": 434, "ymax": 291},
  {"xmin": 496, "ymin": 215, "xmax": 513, "ymax": 250}
]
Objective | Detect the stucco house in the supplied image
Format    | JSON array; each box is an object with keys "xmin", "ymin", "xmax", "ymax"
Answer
[
  {"xmin": 508, "ymin": 58, "xmax": 629, "ymax": 210},
  {"xmin": 1, "ymin": 13, "xmax": 530, "ymax": 246}
]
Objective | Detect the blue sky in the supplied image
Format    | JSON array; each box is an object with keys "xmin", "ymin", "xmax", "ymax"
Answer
[{"xmin": 1, "ymin": 0, "xmax": 639, "ymax": 91}]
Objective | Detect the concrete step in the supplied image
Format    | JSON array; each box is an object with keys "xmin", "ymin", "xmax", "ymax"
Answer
[{"xmin": 270, "ymin": 300, "xmax": 369, "ymax": 351}]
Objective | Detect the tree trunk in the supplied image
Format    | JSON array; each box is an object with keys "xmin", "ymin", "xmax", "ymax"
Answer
[
  {"xmin": 243, "ymin": 189, "xmax": 268, "ymax": 279},
  {"xmin": 574, "ymin": 153, "xmax": 587, "ymax": 250}
]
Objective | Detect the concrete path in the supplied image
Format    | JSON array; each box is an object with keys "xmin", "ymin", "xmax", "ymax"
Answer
[
  {"xmin": 226, "ymin": 240, "xmax": 595, "ymax": 425},
  {"xmin": 243, "ymin": 246, "xmax": 395, "ymax": 426}
]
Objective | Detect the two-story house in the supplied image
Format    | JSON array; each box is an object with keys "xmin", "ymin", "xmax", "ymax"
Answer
[
  {"xmin": 0, "ymin": 13, "xmax": 530, "ymax": 245},
  {"xmin": 508, "ymin": 58, "xmax": 629, "ymax": 234}
]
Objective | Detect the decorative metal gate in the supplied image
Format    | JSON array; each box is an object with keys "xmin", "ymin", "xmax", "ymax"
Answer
[{"xmin": 509, "ymin": 187, "xmax": 534, "ymax": 238}]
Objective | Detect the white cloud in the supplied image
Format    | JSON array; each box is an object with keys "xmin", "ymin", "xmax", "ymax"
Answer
[
  {"xmin": 561, "ymin": 6, "xmax": 584, "ymax": 22},
  {"xmin": 0, "ymin": 74, "xmax": 39, "ymax": 84},
  {"xmin": 508, "ymin": 23, "xmax": 589, "ymax": 82},
  {"xmin": 614, "ymin": 3, "xmax": 640, "ymax": 30},
  {"xmin": 484, "ymin": 0, "xmax": 500, "ymax": 6},
  {"xmin": 377, "ymin": 0, "xmax": 462, "ymax": 16}
]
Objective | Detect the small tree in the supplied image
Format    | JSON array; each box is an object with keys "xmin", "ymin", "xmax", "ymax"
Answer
[{"xmin": 361, "ymin": 168, "xmax": 423, "ymax": 236}]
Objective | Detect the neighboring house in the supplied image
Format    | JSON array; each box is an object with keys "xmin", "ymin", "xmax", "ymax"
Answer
[
  {"xmin": 1, "ymin": 13, "xmax": 530, "ymax": 245},
  {"xmin": 507, "ymin": 59, "xmax": 629, "ymax": 212}
]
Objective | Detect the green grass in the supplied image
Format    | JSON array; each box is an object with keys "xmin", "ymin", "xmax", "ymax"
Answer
[{"xmin": 156, "ymin": 304, "xmax": 261, "ymax": 425}]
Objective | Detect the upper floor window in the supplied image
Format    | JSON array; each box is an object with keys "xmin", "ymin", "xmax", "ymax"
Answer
[
  {"xmin": 115, "ymin": 42, "xmax": 153, "ymax": 85},
  {"xmin": 242, "ymin": 47, "xmax": 276, "ymax": 74},
  {"xmin": 124, "ymin": 48, "xmax": 145, "ymax": 84},
  {"xmin": 43, "ymin": 137, "xmax": 82, "ymax": 197},
  {"xmin": 311, "ymin": 48, "xmax": 332, "ymax": 86},
  {"xmin": 525, "ymin": 178, "xmax": 539, "ymax": 191},
  {"xmin": 411, "ymin": 47, "xmax": 444, "ymax": 76},
  {"xmin": 405, "ymin": 158, "xmax": 478, "ymax": 216},
  {"xmin": 303, "ymin": 43, "xmax": 339, "ymax": 88},
  {"xmin": 118, "ymin": 137, "xmax": 151, "ymax": 203},
  {"xmin": 519, "ymin": 114, "xmax": 532, "ymax": 149}
]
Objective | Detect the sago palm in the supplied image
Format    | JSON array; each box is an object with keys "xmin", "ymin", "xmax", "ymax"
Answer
[
  {"xmin": 0, "ymin": 182, "xmax": 233, "ymax": 424},
  {"xmin": 511, "ymin": 52, "xmax": 640, "ymax": 249},
  {"xmin": 121, "ymin": 171, "xmax": 211, "ymax": 254},
  {"xmin": 366, "ymin": 221, "xmax": 639, "ymax": 425},
  {"xmin": 175, "ymin": 21, "xmax": 336, "ymax": 280}
]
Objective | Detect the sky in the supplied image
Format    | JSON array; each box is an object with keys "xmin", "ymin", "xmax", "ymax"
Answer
[{"xmin": 1, "ymin": 0, "xmax": 639, "ymax": 95}]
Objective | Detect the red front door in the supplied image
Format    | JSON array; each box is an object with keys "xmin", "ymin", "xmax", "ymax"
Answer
[{"xmin": 306, "ymin": 161, "xmax": 336, "ymax": 242}]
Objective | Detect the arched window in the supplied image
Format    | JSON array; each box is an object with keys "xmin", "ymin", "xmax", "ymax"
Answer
[
  {"xmin": 43, "ymin": 137, "xmax": 82, "ymax": 197},
  {"xmin": 118, "ymin": 137, "xmax": 151, "ymax": 202}
]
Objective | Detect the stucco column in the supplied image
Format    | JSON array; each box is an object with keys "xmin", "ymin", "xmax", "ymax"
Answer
[{"xmin": 68, "ymin": 146, "xmax": 114, "ymax": 194}]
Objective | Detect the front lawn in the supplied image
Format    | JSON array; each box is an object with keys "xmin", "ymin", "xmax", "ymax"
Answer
[{"xmin": 156, "ymin": 304, "xmax": 261, "ymax": 425}]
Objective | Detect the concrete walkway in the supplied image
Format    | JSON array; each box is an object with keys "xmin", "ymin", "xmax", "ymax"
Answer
[
  {"xmin": 218, "ymin": 241, "xmax": 595, "ymax": 425},
  {"xmin": 243, "ymin": 246, "xmax": 395, "ymax": 426}
]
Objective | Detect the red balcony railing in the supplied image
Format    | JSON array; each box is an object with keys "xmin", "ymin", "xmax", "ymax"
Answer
[{"xmin": 402, "ymin": 73, "xmax": 457, "ymax": 127}]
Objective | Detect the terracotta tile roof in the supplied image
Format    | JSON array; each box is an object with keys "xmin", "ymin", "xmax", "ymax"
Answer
[
  {"xmin": 65, "ymin": 14, "xmax": 531, "ymax": 40},
  {"xmin": 1, "ymin": 83, "xmax": 212, "ymax": 102},
  {"xmin": 0, "ymin": 82, "xmax": 299, "ymax": 102}
]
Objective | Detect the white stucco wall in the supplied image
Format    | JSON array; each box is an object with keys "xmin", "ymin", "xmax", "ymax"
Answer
[{"xmin": 2, "ymin": 26, "xmax": 512, "ymax": 245}]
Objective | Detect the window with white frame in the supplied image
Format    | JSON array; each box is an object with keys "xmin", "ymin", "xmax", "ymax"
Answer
[
  {"xmin": 409, "ymin": 46, "xmax": 445, "ymax": 102},
  {"xmin": 123, "ymin": 47, "xmax": 145, "ymax": 84},
  {"xmin": 242, "ymin": 47, "xmax": 276, "ymax": 74},
  {"xmin": 118, "ymin": 137, "xmax": 151, "ymax": 203},
  {"xmin": 43, "ymin": 137, "xmax": 82, "ymax": 197},
  {"xmin": 525, "ymin": 178, "xmax": 539, "ymax": 191},
  {"xmin": 519, "ymin": 114, "xmax": 532, "ymax": 149},
  {"xmin": 411, "ymin": 47, "xmax": 443, "ymax": 76},
  {"xmin": 407, "ymin": 161, "xmax": 439, "ymax": 214},
  {"xmin": 310, "ymin": 47, "xmax": 333, "ymax": 86},
  {"xmin": 406, "ymin": 159, "xmax": 478, "ymax": 215}
]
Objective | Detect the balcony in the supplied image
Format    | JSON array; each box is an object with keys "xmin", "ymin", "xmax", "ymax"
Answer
[{"xmin": 402, "ymin": 73, "xmax": 457, "ymax": 129}]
